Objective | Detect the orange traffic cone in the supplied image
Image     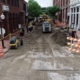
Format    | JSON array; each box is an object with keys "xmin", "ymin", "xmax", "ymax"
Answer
[
  {"xmin": 78, "ymin": 39, "xmax": 80, "ymax": 54},
  {"xmin": 0, "ymin": 46, "xmax": 4, "ymax": 58}
]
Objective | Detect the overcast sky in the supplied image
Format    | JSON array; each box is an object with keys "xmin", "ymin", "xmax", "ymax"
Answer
[{"xmin": 25, "ymin": 0, "xmax": 52, "ymax": 7}]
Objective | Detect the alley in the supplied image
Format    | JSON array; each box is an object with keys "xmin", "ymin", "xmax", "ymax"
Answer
[{"xmin": 0, "ymin": 25, "xmax": 80, "ymax": 80}]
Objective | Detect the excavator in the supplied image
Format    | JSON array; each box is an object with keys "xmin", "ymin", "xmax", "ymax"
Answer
[{"xmin": 42, "ymin": 14, "xmax": 53, "ymax": 32}]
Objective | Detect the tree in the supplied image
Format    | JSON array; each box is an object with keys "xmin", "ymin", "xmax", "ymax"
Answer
[
  {"xmin": 28, "ymin": 0, "xmax": 34, "ymax": 6},
  {"xmin": 45, "ymin": 5, "xmax": 60, "ymax": 18},
  {"xmin": 28, "ymin": 0, "xmax": 42, "ymax": 18}
]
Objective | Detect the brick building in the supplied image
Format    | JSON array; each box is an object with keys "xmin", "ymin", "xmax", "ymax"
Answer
[
  {"xmin": 0, "ymin": 0, "xmax": 27, "ymax": 36},
  {"xmin": 69, "ymin": 0, "xmax": 80, "ymax": 38},
  {"xmin": 53, "ymin": 0, "xmax": 70, "ymax": 23},
  {"xmin": 69, "ymin": 0, "xmax": 80, "ymax": 30}
]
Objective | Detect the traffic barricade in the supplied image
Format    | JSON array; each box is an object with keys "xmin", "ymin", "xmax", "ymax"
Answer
[
  {"xmin": 0, "ymin": 46, "xmax": 4, "ymax": 58},
  {"xmin": 67, "ymin": 37, "xmax": 80, "ymax": 54}
]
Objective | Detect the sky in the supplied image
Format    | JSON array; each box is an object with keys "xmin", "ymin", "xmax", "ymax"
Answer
[{"xmin": 25, "ymin": 0, "xmax": 53, "ymax": 7}]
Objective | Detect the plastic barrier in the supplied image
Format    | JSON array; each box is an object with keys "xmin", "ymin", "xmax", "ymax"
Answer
[
  {"xmin": 67, "ymin": 37, "xmax": 80, "ymax": 54},
  {"xmin": 0, "ymin": 30, "xmax": 20, "ymax": 41},
  {"xmin": 0, "ymin": 46, "xmax": 4, "ymax": 58}
]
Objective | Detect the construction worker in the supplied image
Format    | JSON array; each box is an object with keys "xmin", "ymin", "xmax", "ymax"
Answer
[
  {"xmin": 67, "ymin": 26, "xmax": 69, "ymax": 33},
  {"xmin": 28, "ymin": 21, "xmax": 33, "ymax": 33},
  {"xmin": 71, "ymin": 30, "xmax": 76, "ymax": 38},
  {"xmin": 20, "ymin": 27, "xmax": 24, "ymax": 36}
]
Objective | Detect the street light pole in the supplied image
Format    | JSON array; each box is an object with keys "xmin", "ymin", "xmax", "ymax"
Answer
[
  {"xmin": 0, "ymin": 13, "xmax": 5, "ymax": 48},
  {"xmin": 26, "ymin": 13, "xmax": 28, "ymax": 33},
  {"xmin": 2, "ymin": 20, "xmax": 5, "ymax": 48}
]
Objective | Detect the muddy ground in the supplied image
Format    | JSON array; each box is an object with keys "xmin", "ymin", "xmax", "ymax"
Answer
[{"xmin": 0, "ymin": 25, "xmax": 80, "ymax": 80}]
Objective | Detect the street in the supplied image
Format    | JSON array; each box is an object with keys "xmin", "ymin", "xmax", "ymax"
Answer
[{"xmin": 0, "ymin": 25, "xmax": 80, "ymax": 80}]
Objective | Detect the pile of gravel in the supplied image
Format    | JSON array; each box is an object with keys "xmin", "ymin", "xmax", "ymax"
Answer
[{"xmin": 52, "ymin": 29, "xmax": 67, "ymax": 46}]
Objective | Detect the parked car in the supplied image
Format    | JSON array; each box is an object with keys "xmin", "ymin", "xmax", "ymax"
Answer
[{"xmin": 10, "ymin": 36, "xmax": 22, "ymax": 49}]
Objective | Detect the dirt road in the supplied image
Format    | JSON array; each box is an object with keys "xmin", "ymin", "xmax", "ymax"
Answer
[{"xmin": 0, "ymin": 25, "xmax": 80, "ymax": 80}]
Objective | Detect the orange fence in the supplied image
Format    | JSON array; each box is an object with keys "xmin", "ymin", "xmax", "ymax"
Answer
[
  {"xmin": 67, "ymin": 37, "xmax": 80, "ymax": 54},
  {"xmin": 0, "ymin": 30, "xmax": 20, "ymax": 41},
  {"xmin": 0, "ymin": 46, "xmax": 4, "ymax": 58},
  {"xmin": 55, "ymin": 21, "xmax": 66, "ymax": 28}
]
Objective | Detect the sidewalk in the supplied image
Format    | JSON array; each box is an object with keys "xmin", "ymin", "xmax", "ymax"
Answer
[
  {"xmin": 0, "ymin": 40, "xmax": 10, "ymax": 53},
  {"xmin": 0, "ymin": 27, "xmax": 28, "ymax": 54}
]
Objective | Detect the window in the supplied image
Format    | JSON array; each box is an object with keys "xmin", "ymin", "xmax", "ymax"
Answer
[
  {"xmin": 7, "ymin": 0, "xmax": 10, "ymax": 4},
  {"xmin": 66, "ymin": 0, "xmax": 68, "ymax": 5},
  {"xmin": 63, "ymin": 0, "xmax": 65, "ymax": 6},
  {"xmin": 63, "ymin": 9, "xmax": 64, "ymax": 20},
  {"xmin": 77, "ymin": 7, "xmax": 79, "ymax": 12},
  {"xmin": 71, "ymin": 8, "xmax": 73, "ymax": 13},
  {"xmin": 11, "ymin": 0, "xmax": 19, "ymax": 7},
  {"xmin": 1, "ymin": 0, "xmax": 5, "ymax": 2},
  {"xmin": 23, "ymin": 4, "xmax": 26, "ymax": 11},
  {"xmin": 74, "ymin": 14, "xmax": 75, "ymax": 23},
  {"xmin": 74, "ymin": 8, "xmax": 75, "ymax": 12},
  {"xmin": 14, "ymin": 0, "xmax": 16, "ymax": 6},
  {"xmin": 11, "ymin": 0, "xmax": 14, "ymax": 5},
  {"xmin": 12, "ymin": 0, "xmax": 15, "ymax": 6},
  {"xmin": 76, "ymin": 14, "xmax": 78, "ymax": 26},
  {"xmin": 8, "ymin": 13, "xmax": 11, "ymax": 18},
  {"xmin": 66, "ymin": 8, "xmax": 68, "ymax": 19},
  {"xmin": 71, "ymin": 14, "xmax": 73, "ymax": 23},
  {"xmin": 61, "ymin": 0, "xmax": 63, "ymax": 7},
  {"xmin": 17, "ymin": 0, "xmax": 19, "ymax": 7}
]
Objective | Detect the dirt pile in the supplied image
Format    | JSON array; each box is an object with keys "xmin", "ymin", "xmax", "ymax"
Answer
[{"xmin": 52, "ymin": 28, "xmax": 67, "ymax": 46}]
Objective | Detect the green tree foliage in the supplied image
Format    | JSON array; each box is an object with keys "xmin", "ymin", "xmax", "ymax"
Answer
[
  {"xmin": 45, "ymin": 5, "xmax": 60, "ymax": 18},
  {"xmin": 28, "ymin": 0, "xmax": 42, "ymax": 17},
  {"xmin": 28, "ymin": 0, "xmax": 34, "ymax": 6}
]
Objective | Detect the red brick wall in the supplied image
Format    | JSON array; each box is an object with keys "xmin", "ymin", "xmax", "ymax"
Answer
[
  {"xmin": 53, "ymin": 0, "xmax": 70, "ymax": 23},
  {"xmin": 19, "ymin": 0, "xmax": 24, "ymax": 11},
  {"xmin": 0, "ymin": 0, "xmax": 27, "ymax": 36}
]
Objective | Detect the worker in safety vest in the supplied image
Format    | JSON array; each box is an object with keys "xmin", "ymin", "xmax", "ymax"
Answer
[{"xmin": 28, "ymin": 21, "xmax": 33, "ymax": 33}]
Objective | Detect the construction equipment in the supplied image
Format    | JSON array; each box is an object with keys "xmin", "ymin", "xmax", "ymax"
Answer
[
  {"xmin": 67, "ymin": 37, "xmax": 80, "ymax": 54},
  {"xmin": 42, "ymin": 22, "xmax": 51, "ymax": 32},
  {"xmin": 10, "ymin": 36, "xmax": 22, "ymax": 49},
  {"xmin": 42, "ymin": 14, "xmax": 53, "ymax": 26},
  {"xmin": 46, "ymin": 18, "xmax": 53, "ymax": 26}
]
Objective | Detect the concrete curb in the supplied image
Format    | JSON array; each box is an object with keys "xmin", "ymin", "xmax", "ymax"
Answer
[{"xmin": 4, "ymin": 48, "xmax": 10, "ymax": 54}]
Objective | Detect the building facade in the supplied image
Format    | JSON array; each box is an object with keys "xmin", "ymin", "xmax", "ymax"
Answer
[
  {"xmin": 0, "ymin": 0, "xmax": 27, "ymax": 36},
  {"xmin": 53, "ymin": 0, "xmax": 70, "ymax": 23},
  {"xmin": 69, "ymin": 0, "xmax": 80, "ymax": 30}
]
